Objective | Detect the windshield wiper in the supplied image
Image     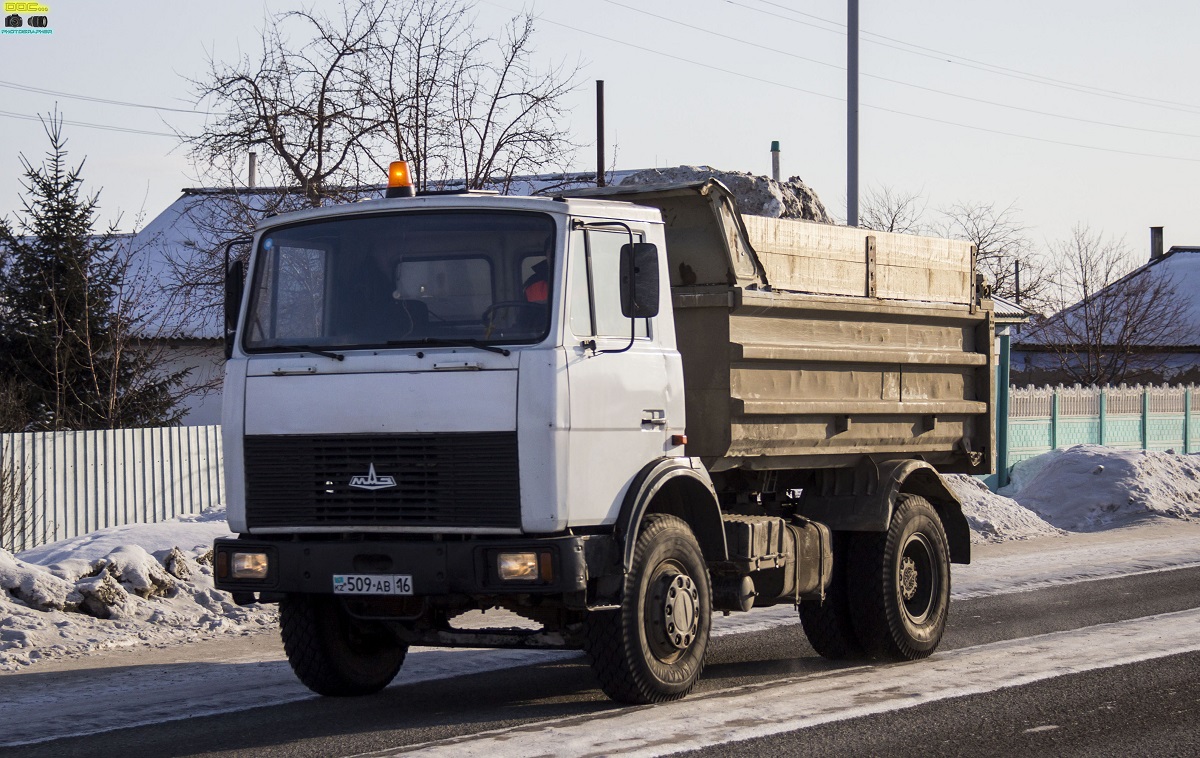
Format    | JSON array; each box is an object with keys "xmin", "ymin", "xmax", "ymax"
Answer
[
  {"xmin": 268, "ymin": 345, "xmax": 345, "ymax": 361},
  {"xmin": 388, "ymin": 337, "xmax": 511, "ymax": 356}
]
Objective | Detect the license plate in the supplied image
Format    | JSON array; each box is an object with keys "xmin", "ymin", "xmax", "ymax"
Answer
[{"xmin": 332, "ymin": 574, "xmax": 414, "ymax": 595}]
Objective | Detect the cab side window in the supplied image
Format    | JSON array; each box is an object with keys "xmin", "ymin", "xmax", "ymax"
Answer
[{"xmin": 569, "ymin": 229, "xmax": 649, "ymax": 339}]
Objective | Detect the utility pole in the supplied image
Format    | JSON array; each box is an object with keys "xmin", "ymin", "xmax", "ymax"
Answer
[{"xmin": 847, "ymin": 0, "xmax": 859, "ymax": 227}]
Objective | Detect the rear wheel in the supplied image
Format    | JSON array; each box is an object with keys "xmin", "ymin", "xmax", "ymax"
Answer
[
  {"xmin": 583, "ymin": 514, "xmax": 712, "ymax": 704},
  {"xmin": 798, "ymin": 532, "xmax": 863, "ymax": 659},
  {"xmin": 848, "ymin": 494, "xmax": 951, "ymax": 659},
  {"xmin": 280, "ymin": 593, "xmax": 408, "ymax": 696}
]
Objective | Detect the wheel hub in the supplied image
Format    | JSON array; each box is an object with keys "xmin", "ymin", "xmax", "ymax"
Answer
[
  {"xmin": 899, "ymin": 556, "xmax": 919, "ymax": 600},
  {"xmin": 898, "ymin": 532, "xmax": 937, "ymax": 624},
  {"xmin": 662, "ymin": 574, "xmax": 699, "ymax": 650}
]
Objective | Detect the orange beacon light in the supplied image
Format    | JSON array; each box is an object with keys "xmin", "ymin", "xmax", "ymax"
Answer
[{"xmin": 386, "ymin": 160, "xmax": 415, "ymax": 198}]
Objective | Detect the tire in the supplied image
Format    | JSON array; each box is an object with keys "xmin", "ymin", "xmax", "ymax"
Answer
[
  {"xmin": 798, "ymin": 532, "xmax": 863, "ymax": 659},
  {"xmin": 280, "ymin": 593, "xmax": 408, "ymax": 696},
  {"xmin": 583, "ymin": 514, "xmax": 712, "ymax": 704},
  {"xmin": 848, "ymin": 494, "xmax": 951, "ymax": 660}
]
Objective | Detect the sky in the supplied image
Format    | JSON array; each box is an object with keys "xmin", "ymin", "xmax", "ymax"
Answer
[{"xmin": 1, "ymin": 0, "xmax": 1197, "ymax": 270}]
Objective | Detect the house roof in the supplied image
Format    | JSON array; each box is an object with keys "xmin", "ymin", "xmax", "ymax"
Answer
[
  {"xmin": 1014, "ymin": 245, "xmax": 1200, "ymax": 348},
  {"xmin": 992, "ymin": 294, "xmax": 1034, "ymax": 324}
]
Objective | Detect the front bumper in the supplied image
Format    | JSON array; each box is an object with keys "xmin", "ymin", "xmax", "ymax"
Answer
[{"xmin": 213, "ymin": 534, "xmax": 613, "ymax": 598}]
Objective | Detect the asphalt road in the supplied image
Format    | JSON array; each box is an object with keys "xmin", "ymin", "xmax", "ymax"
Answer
[{"xmin": 5, "ymin": 563, "xmax": 1200, "ymax": 758}]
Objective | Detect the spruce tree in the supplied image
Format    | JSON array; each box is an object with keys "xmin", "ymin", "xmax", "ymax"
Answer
[{"xmin": 0, "ymin": 113, "xmax": 186, "ymax": 431}]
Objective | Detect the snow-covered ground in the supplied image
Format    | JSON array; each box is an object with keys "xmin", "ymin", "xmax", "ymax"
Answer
[
  {"xmin": 0, "ymin": 508, "xmax": 275, "ymax": 671},
  {"xmin": 2, "ymin": 445, "xmax": 1198, "ymax": 673}
]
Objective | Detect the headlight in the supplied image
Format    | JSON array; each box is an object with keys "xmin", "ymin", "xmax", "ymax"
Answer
[
  {"xmin": 497, "ymin": 552, "xmax": 539, "ymax": 581},
  {"xmin": 231, "ymin": 551, "xmax": 270, "ymax": 579}
]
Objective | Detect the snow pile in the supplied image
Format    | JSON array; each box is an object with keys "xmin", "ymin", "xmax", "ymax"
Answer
[
  {"xmin": 620, "ymin": 166, "xmax": 833, "ymax": 223},
  {"xmin": 943, "ymin": 474, "xmax": 1064, "ymax": 543},
  {"xmin": 0, "ymin": 509, "xmax": 275, "ymax": 671},
  {"xmin": 18, "ymin": 507, "xmax": 230, "ymax": 566},
  {"xmin": 1000, "ymin": 445, "xmax": 1200, "ymax": 531}
]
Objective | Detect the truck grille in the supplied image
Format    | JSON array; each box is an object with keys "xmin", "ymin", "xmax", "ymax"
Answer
[{"xmin": 243, "ymin": 433, "xmax": 520, "ymax": 529}]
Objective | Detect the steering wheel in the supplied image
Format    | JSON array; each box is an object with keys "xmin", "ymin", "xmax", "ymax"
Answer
[{"xmin": 482, "ymin": 301, "xmax": 544, "ymax": 326}]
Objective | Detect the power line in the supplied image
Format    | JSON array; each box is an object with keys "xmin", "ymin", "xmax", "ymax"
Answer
[
  {"xmin": 734, "ymin": 0, "xmax": 1200, "ymax": 116},
  {"xmin": 0, "ymin": 109, "xmax": 177, "ymax": 138},
  {"xmin": 497, "ymin": 4, "xmax": 1200, "ymax": 164},
  {"xmin": 0, "ymin": 80, "xmax": 219, "ymax": 116},
  {"xmin": 599, "ymin": 0, "xmax": 1200, "ymax": 139}
]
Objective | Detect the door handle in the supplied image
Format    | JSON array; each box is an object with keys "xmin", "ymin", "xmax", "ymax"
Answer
[{"xmin": 642, "ymin": 409, "xmax": 667, "ymax": 426}]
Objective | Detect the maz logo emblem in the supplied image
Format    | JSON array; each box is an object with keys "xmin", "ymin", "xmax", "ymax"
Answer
[{"xmin": 348, "ymin": 463, "xmax": 397, "ymax": 491}]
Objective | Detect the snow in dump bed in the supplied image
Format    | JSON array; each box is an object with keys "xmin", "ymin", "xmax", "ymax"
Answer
[
  {"xmin": 1000, "ymin": 445, "xmax": 1200, "ymax": 531},
  {"xmin": 0, "ymin": 509, "xmax": 275, "ymax": 671}
]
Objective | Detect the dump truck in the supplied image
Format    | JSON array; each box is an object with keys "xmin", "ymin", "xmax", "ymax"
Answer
[{"xmin": 214, "ymin": 169, "xmax": 993, "ymax": 704}]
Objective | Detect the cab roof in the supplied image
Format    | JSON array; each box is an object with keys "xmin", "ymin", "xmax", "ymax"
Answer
[{"xmin": 253, "ymin": 193, "xmax": 664, "ymax": 232}]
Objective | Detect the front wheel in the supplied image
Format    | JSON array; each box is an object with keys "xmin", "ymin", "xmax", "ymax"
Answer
[
  {"xmin": 584, "ymin": 514, "xmax": 712, "ymax": 704},
  {"xmin": 848, "ymin": 494, "xmax": 951, "ymax": 660},
  {"xmin": 280, "ymin": 593, "xmax": 408, "ymax": 696}
]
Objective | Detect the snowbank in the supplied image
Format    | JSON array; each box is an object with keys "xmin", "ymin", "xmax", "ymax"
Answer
[
  {"xmin": 944, "ymin": 445, "xmax": 1200, "ymax": 541},
  {"xmin": 18, "ymin": 508, "xmax": 230, "ymax": 566},
  {"xmin": 943, "ymin": 475, "xmax": 1064, "ymax": 543},
  {"xmin": 1, "ymin": 509, "xmax": 275, "ymax": 671},
  {"xmin": 1000, "ymin": 445, "xmax": 1200, "ymax": 531}
]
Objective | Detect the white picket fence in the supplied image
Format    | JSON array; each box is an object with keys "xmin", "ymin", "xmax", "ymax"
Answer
[{"xmin": 0, "ymin": 426, "xmax": 223, "ymax": 553}]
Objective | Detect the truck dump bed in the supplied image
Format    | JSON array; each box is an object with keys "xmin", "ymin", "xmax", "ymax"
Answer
[{"xmin": 566, "ymin": 180, "xmax": 994, "ymax": 475}]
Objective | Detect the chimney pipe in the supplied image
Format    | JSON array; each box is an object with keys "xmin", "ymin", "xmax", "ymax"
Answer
[
  {"xmin": 596, "ymin": 80, "xmax": 605, "ymax": 187},
  {"xmin": 771, "ymin": 141, "xmax": 781, "ymax": 182},
  {"xmin": 1150, "ymin": 226, "xmax": 1164, "ymax": 261},
  {"xmin": 248, "ymin": 152, "xmax": 257, "ymax": 189}
]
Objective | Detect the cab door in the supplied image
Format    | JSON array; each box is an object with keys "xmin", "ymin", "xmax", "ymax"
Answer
[{"xmin": 564, "ymin": 225, "xmax": 684, "ymax": 526}]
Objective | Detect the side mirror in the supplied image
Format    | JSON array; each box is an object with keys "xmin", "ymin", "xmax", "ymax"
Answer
[
  {"xmin": 619, "ymin": 243, "xmax": 660, "ymax": 318},
  {"xmin": 224, "ymin": 258, "xmax": 245, "ymax": 360}
]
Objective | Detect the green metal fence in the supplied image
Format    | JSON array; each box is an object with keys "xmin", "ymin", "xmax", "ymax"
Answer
[{"xmin": 1008, "ymin": 384, "xmax": 1198, "ymax": 466}]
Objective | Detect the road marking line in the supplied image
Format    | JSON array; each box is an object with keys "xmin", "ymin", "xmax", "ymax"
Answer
[{"xmin": 368, "ymin": 607, "xmax": 1200, "ymax": 757}]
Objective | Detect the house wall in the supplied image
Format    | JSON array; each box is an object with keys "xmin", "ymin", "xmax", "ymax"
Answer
[
  {"xmin": 157, "ymin": 341, "xmax": 225, "ymax": 426},
  {"xmin": 1011, "ymin": 349, "xmax": 1200, "ymax": 386}
]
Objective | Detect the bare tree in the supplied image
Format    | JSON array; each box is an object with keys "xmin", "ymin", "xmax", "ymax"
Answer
[
  {"xmin": 186, "ymin": 0, "xmax": 579, "ymax": 199},
  {"xmin": 186, "ymin": 2, "xmax": 388, "ymax": 207},
  {"xmin": 936, "ymin": 200, "xmax": 1048, "ymax": 307},
  {"xmin": 1021, "ymin": 224, "xmax": 1189, "ymax": 385},
  {"xmin": 857, "ymin": 187, "xmax": 1049, "ymax": 306},
  {"xmin": 443, "ymin": 15, "xmax": 578, "ymax": 192},
  {"xmin": 858, "ymin": 184, "xmax": 928, "ymax": 235}
]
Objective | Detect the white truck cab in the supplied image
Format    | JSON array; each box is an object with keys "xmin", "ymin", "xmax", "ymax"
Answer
[{"xmin": 221, "ymin": 194, "xmax": 684, "ymax": 538}]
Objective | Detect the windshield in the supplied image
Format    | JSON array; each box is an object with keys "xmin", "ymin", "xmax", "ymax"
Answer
[{"xmin": 243, "ymin": 210, "xmax": 557, "ymax": 352}]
